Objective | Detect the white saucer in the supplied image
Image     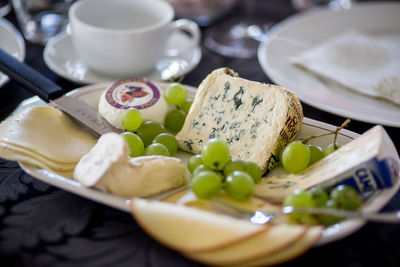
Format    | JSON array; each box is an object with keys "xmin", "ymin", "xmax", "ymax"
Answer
[
  {"xmin": 0, "ymin": 18, "xmax": 25, "ymax": 87},
  {"xmin": 43, "ymin": 31, "xmax": 202, "ymax": 84}
]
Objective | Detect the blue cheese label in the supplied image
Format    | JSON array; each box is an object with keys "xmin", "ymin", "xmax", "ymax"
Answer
[{"xmin": 255, "ymin": 125, "xmax": 400, "ymax": 203}]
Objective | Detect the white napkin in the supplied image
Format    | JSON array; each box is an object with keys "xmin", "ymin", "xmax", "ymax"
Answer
[{"xmin": 291, "ymin": 31, "xmax": 400, "ymax": 106}]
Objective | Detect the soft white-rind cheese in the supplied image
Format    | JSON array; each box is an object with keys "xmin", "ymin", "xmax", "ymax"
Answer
[
  {"xmin": 73, "ymin": 133, "xmax": 187, "ymax": 197},
  {"xmin": 98, "ymin": 79, "xmax": 169, "ymax": 129},
  {"xmin": 176, "ymin": 68, "xmax": 303, "ymax": 173}
]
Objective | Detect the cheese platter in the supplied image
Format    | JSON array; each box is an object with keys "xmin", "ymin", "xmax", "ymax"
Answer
[{"xmin": 8, "ymin": 80, "xmax": 400, "ymax": 250}]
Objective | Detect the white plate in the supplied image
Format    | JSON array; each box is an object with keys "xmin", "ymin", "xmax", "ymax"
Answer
[
  {"xmin": 0, "ymin": 18, "xmax": 25, "ymax": 87},
  {"xmin": 13, "ymin": 82, "xmax": 400, "ymax": 246},
  {"xmin": 43, "ymin": 31, "xmax": 202, "ymax": 84},
  {"xmin": 258, "ymin": 2, "xmax": 400, "ymax": 127}
]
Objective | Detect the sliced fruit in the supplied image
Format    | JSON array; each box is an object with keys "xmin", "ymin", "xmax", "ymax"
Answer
[
  {"xmin": 185, "ymin": 224, "xmax": 306, "ymax": 266},
  {"xmin": 130, "ymin": 198, "xmax": 267, "ymax": 253},
  {"xmin": 235, "ymin": 226, "xmax": 323, "ymax": 267}
]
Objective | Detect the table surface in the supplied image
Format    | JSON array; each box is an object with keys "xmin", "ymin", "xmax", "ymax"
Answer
[{"xmin": 1, "ymin": 1, "xmax": 400, "ymax": 266}]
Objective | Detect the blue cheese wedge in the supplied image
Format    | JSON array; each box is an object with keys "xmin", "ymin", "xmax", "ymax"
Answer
[
  {"xmin": 255, "ymin": 125, "xmax": 400, "ymax": 203},
  {"xmin": 73, "ymin": 133, "xmax": 187, "ymax": 198},
  {"xmin": 176, "ymin": 68, "xmax": 303, "ymax": 173}
]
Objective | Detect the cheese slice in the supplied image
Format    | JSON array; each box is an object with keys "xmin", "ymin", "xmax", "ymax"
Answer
[
  {"xmin": 185, "ymin": 224, "xmax": 306, "ymax": 265},
  {"xmin": 236, "ymin": 226, "xmax": 323, "ymax": 267},
  {"xmin": 130, "ymin": 198, "xmax": 267, "ymax": 253},
  {"xmin": 176, "ymin": 68, "xmax": 303, "ymax": 173},
  {"xmin": 74, "ymin": 133, "xmax": 187, "ymax": 197},
  {"xmin": 0, "ymin": 106, "xmax": 97, "ymax": 172},
  {"xmin": 255, "ymin": 125, "xmax": 400, "ymax": 203}
]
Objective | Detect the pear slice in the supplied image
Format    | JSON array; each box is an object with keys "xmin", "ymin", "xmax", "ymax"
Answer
[
  {"xmin": 185, "ymin": 224, "xmax": 306, "ymax": 266},
  {"xmin": 130, "ymin": 198, "xmax": 267, "ymax": 253},
  {"xmin": 236, "ymin": 226, "xmax": 323, "ymax": 267}
]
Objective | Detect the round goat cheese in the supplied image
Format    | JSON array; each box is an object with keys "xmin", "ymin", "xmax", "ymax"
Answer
[{"xmin": 99, "ymin": 78, "xmax": 169, "ymax": 129}]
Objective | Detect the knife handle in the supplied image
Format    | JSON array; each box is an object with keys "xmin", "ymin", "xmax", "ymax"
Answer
[{"xmin": 0, "ymin": 48, "xmax": 64, "ymax": 102}]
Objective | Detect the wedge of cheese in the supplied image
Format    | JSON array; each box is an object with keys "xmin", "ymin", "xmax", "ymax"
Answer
[
  {"xmin": 255, "ymin": 125, "xmax": 400, "ymax": 203},
  {"xmin": 73, "ymin": 133, "xmax": 187, "ymax": 197},
  {"xmin": 0, "ymin": 106, "xmax": 97, "ymax": 173},
  {"xmin": 176, "ymin": 68, "xmax": 303, "ymax": 173}
]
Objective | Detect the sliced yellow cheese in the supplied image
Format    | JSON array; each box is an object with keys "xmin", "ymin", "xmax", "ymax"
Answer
[
  {"xmin": 0, "ymin": 106, "xmax": 97, "ymax": 171},
  {"xmin": 236, "ymin": 226, "xmax": 323, "ymax": 267},
  {"xmin": 185, "ymin": 224, "xmax": 306, "ymax": 266},
  {"xmin": 130, "ymin": 198, "xmax": 267, "ymax": 253}
]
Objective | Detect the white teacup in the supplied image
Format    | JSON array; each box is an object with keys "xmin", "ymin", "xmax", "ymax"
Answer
[{"xmin": 68, "ymin": 0, "xmax": 200, "ymax": 77}]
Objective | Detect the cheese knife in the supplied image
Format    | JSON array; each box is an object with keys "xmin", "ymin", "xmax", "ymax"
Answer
[{"xmin": 0, "ymin": 48, "xmax": 119, "ymax": 136}]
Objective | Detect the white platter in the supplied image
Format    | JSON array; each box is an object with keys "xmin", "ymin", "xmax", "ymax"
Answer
[
  {"xmin": 0, "ymin": 18, "xmax": 25, "ymax": 87},
  {"xmin": 44, "ymin": 31, "xmax": 202, "ymax": 84},
  {"xmin": 258, "ymin": 2, "xmax": 400, "ymax": 127},
  {"xmin": 13, "ymin": 82, "xmax": 400, "ymax": 246}
]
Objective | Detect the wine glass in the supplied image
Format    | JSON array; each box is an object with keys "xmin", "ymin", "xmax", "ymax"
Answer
[
  {"xmin": 291, "ymin": 0, "xmax": 353, "ymax": 11},
  {"xmin": 204, "ymin": 0, "xmax": 272, "ymax": 59},
  {"xmin": 0, "ymin": 0, "xmax": 11, "ymax": 17}
]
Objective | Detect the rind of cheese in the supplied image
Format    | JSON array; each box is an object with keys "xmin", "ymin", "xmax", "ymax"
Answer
[
  {"xmin": 255, "ymin": 125, "xmax": 400, "ymax": 203},
  {"xmin": 176, "ymin": 68, "xmax": 303, "ymax": 173},
  {"xmin": 0, "ymin": 106, "xmax": 97, "ymax": 171},
  {"xmin": 73, "ymin": 133, "xmax": 187, "ymax": 198}
]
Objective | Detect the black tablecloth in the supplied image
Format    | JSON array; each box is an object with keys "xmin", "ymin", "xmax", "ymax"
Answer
[{"xmin": 1, "ymin": 1, "xmax": 400, "ymax": 266}]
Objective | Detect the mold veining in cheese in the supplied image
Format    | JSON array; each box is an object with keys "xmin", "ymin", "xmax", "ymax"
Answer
[
  {"xmin": 176, "ymin": 68, "xmax": 303, "ymax": 173},
  {"xmin": 73, "ymin": 133, "xmax": 187, "ymax": 197}
]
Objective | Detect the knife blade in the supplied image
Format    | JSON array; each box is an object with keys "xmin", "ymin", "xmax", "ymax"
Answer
[{"xmin": 0, "ymin": 48, "xmax": 119, "ymax": 136}]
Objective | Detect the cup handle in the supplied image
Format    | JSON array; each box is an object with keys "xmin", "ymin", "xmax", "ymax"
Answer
[{"xmin": 165, "ymin": 19, "xmax": 200, "ymax": 57}]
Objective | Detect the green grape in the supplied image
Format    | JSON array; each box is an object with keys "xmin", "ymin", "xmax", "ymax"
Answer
[
  {"xmin": 283, "ymin": 189, "xmax": 315, "ymax": 223},
  {"xmin": 281, "ymin": 141, "xmax": 311, "ymax": 174},
  {"xmin": 165, "ymin": 109, "xmax": 186, "ymax": 133},
  {"xmin": 225, "ymin": 171, "xmax": 254, "ymax": 201},
  {"xmin": 245, "ymin": 161, "xmax": 262, "ymax": 184},
  {"xmin": 121, "ymin": 108, "xmax": 142, "ymax": 131},
  {"xmin": 201, "ymin": 138, "xmax": 230, "ymax": 171},
  {"xmin": 191, "ymin": 171, "xmax": 222, "ymax": 199},
  {"xmin": 187, "ymin": 155, "xmax": 203, "ymax": 173},
  {"xmin": 145, "ymin": 143, "xmax": 170, "ymax": 156},
  {"xmin": 121, "ymin": 132, "xmax": 144, "ymax": 157},
  {"xmin": 193, "ymin": 164, "xmax": 212, "ymax": 176},
  {"xmin": 152, "ymin": 133, "xmax": 178, "ymax": 156},
  {"xmin": 330, "ymin": 185, "xmax": 361, "ymax": 211},
  {"xmin": 180, "ymin": 99, "xmax": 193, "ymax": 114},
  {"xmin": 323, "ymin": 142, "xmax": 343, "ymax": 157},
  {"xmin": 164, "ymin": 83, "xmax": 187, "ymax": 105},
  {"xmin": 316, "ymin": 199, "xmax": 343, "ymax": 226},
  {"xmin": 309, "ymin": 187, "xmax": 329, "ymax": 207},
  {"xmin": 136, "ymin": 121, "xmax": 166, "ymax": 147},
  {"xmin": 223, "ymin": 159, "xmax": 246, "ymax": 176},
  {"xmin": 308, "ymin": 144, "xmax": 324, "ymax": 166}
]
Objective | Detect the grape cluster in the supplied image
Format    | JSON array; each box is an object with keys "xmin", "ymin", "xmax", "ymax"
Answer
[
  {"xmin": 163, "ymin": 83, "xmax": 193, "ymax": 133},
  {"xmin": 283, "ymin": 185, "xmax": 362, "ymax": 226},
  {"xmin": 281, "ymin": 119, "xmax": 351, "ymax": 174},
  {"xmin": 281, "ymin": 141, "xmax": 342, "ymax": 174},
  {"xmin": 119, "ymin": 82, "xmax": 192, "ymax": 157},
  {"xmin": 188, "ymin": 139, "xmax": 262, "ymax": 201}
]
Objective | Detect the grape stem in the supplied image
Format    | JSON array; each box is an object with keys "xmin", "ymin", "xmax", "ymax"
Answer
[
  {"xmin": 169, "ymin": 75, "xmax": 185, "ymax": 84},
  {"xmin": 301, "ymin": 119, "xmax": 351, "ymax": 145}
]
